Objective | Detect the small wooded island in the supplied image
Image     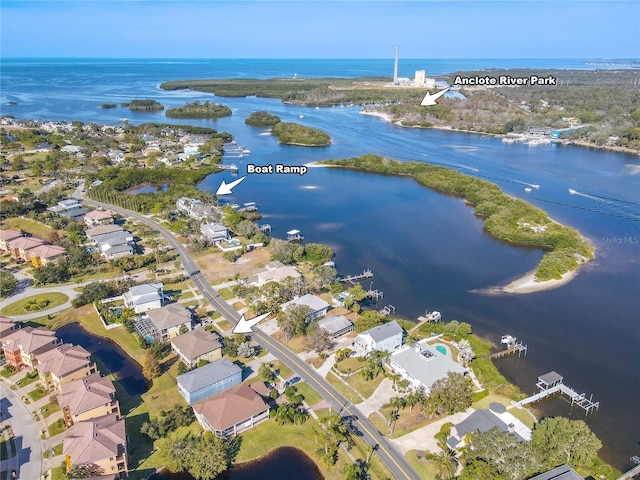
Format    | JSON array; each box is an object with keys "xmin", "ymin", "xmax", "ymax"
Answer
[
  {"xmin": 123, "ymin": 99, "xmax": 164, "ymax": 111},
  {"xmin": 321, "ymin": 154, "xmax": 594, "ymax": 286},
  {"xmin": 245, "ymin": 111, "xmax": 331, "ymax": 146},
  {"xmin": 166, "ymin": 100, "xmax": 232, "ymax": 119}
]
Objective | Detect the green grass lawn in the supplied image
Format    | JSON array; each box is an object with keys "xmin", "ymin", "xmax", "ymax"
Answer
[
  {"xmin": 28, "ymin": 385, "xmax": 47, "ymax": 401},
  {"xmin": 41, "ymin": 400, "xmax": 61, "ymax": 419},
  {"xmin": 369, "ymin": 407, "xmax": 437, "ymax": 439},
  {"xmin": 271, "ymin": 360, "xmax": 292, "ymax": 379},
  {"xmin": 48, "ymin": 418, "xmax": 66, "ymax": 437},
  {"xmin": 0, "ymin": 365, "xmax": 18, "ymax": 378},
  {"xmin": 50, "ymin": 463, "xmax": 66, "ymax": 480},
  {"xmin": 295, "ymin": 382, "xmax": 323, "ymax": 406},
  {"xmin": 405, "ymin": 449, "xmax": 438, "ymax": 480},
  {"xmin": 1, "ymin": 217, "xmax": 53, "ymax": 239},
  {"xmin": 325, "ymin": 371, "xmax": 363, "ymax": 404},
  {"xmin": 0, "ymin": 292, "xmax": 69, "ymax": 316},
  {"xmin": 51, "ymin": 443, "xmax": 63, "ymax": 457},
  {"xmin": 346, "ymin": 370, "xmax": 385, "ymax": 399},
  {"xmin": 141, "ymin": 363, "xmax": 187, "ymax": 417},
  {"xmin": 215, "ymin": 319, "xmax": 232, "ymax": 332},
  {"xmin": 15, "ymin": 371, "xmax": 39, "ymax": 388},
  {"xmin": 217, "ymin": 287, "xmax": 235, "ymax": 300},
  {"xmin": 333, "ymin": 356, "xmax": 364, "ymax": 374},
  {"xmin": 507, "ymin": 406, "xmax": 537, "ymax": 429}
]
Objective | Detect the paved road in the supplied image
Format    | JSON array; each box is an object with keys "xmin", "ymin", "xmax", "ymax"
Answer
[
  {"xmin": 0, "ymin": 385, "xmax": 43, "ymax": 480},
  {"xmin": 82, "ymin": 197, "xmax": 419, "ymax": 480},
  {"xmin": 0, "ymin": 284, "xmax": 80, "ymax": 321}
]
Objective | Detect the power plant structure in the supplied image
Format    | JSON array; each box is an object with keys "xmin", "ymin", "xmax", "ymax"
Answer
[
  {"xmin": 391, "ymin": 46, "xmax": 436, "ymax": 89},
  {"xmin": 393, "ymin": 45, "xmax": 399, "ymax": 85}
]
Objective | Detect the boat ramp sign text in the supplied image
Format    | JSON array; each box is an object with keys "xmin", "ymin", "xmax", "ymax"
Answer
[
  {"xmin": 453, "ymin": 75, "xmax": 557, "ymax": 86},
  {"xmin": 247, "ymin": 164, "xmax": 308, "ymax": 175}
]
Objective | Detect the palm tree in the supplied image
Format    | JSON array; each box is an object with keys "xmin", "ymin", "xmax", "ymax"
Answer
[
  {"xmin": 428, "ymin": 448, "xmax": 458, "ymax": 480},
  {"xmin": 384, "ymin": 409, "xmax": 399, "ymax": 435},
  {"xmin": 389, "ymin": 396, "xmax": 406, "ymax": 413},
  {"xmin": 405, "ymin": 391, "xmax": 419, "ymax": 413}
]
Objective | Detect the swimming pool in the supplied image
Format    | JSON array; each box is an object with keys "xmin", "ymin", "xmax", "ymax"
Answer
[{"xmin": 435, "ymin": 345, "xmax": 447, "ymax": 355}]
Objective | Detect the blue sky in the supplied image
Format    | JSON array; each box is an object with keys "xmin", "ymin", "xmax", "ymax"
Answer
[{"xmin": 1, "ymin": 1, "xmax": 638, "ymax": 58}]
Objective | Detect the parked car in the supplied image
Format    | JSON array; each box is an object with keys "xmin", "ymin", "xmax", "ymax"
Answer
[{"xmin": 287, "ymin": 376, "xmax": 301, "ymax": 386}]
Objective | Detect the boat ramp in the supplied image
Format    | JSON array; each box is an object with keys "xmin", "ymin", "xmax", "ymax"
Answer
[{"xmin": 517, "ymin": 371, "xmax": 599, "ymax": 415}]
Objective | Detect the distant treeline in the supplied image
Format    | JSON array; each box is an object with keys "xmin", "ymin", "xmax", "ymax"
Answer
[{"xmin": 322, "ymin": 154, "xmax": 594, "ymax": 281}]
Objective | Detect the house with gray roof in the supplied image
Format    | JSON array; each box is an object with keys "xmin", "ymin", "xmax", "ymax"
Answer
[
  {"xmin": 389, "ymin": 339, "xmax": 466, "ymax": 393},
  {"xmin": 281, "ymin": 293, "xmax": 331, "ymax": 323},
  {"xmin": 201, "ymin": 222, "xmax": 230, "ymax": 244},
  {"xmin": 144, "ymin": 303, "xmax": 192, "ymax": 340},
  {"xmin": 353, "ymin": 320, "xmax": 403, "ymax": 354},
  {"xmin": 527, "ymin": 465, "xmax": 584, "ymax": 480},
  {"xmin": 123, "ymin": 283, "xmax": 164, "ymax": 314},
  {"xmin": 318, "ymin": 315, "xmax": 354, "ymax": 339},
  {"xmin": 446, "ymin": 403, "xmax": 532, "ymax": 449},
  {"xmin": 177, "ymin": 358, "xmax": 242, "ymax": 405}
]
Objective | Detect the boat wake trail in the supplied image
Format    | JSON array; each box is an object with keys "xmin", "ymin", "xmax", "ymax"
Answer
[{"xmin": 532, "ymin": 193, "xmax": 640, "ymax": 223}]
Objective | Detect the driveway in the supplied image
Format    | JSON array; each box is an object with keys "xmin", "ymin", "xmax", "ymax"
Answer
[
  {"xmin": 0, "ymin": 384, "xmax": 43, "ymax": 480},
  {"xmin": 354, "ymin": 377, "xmax": 396, "ymax": 417}
]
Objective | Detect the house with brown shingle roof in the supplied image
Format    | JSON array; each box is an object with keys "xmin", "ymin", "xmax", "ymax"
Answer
[
  {"xmin": 0, "ymin": 315, "xmax": 20, "ymax": 338},
  {"xmin": 1, "ymin": 326, "xmax": 61, "ymax": 370},
  {"xmin": 0, "ymin": 229, "xmax": 22, "ymax": 253},
  {"xmin": 193, "ymin": 383, "xmax": 269, "ymax": 437},
  {"xmin": 7, "ymin": 236, "xmax": 45, "ymax": 262},
  {"xmin": 63, "ymin": 412, "xmax": 128, "ymax": 477},
  {"xmin": 36, "ymin": 344, "xmax": 97, "ymax": 392},
  {"xmin": 28, "ymin": 243, "xmax": 66, "ymax": 268},
  {"xmin": 170, "ymin": 328, "xmax": 222, "ymax": 368},
  {"xmin": 84, "ymin": 210, "xmax": 113, "ymax": 228},
  {"xmin": 57, "ymin": 372, "xmax": 120, "ymax": 427}
]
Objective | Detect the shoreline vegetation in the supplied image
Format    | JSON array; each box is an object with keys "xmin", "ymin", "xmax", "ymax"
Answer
[
  {"xmin": 165, "ymin": 100, "xmax": 232, "ymax": 119},
  {"xmin": 160, "ymin": 70, "xmax": 640, "ymax": 155},
  {"xmin": 319, "ymin": 154, "xmax": 594, "ymax": 291},
  {"xmin": 245, "ymin": 111, "xmax": 331, "ymax": 146}
]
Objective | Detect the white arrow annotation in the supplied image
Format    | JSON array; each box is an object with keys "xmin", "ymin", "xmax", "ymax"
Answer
[
  {"xmin": 232, "ymin": 312, "xmax": 271, "ymax": 334},
  {"xmin": 216, "ymin": 175, "xmax": 247, "ymax": 195},
  {"xmin": 420, "ymin": 87, "xmax": 450, "ymax": 106}
]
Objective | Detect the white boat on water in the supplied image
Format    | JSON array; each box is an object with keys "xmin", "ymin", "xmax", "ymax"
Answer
[
  {"xmin": 569, "ymin": 188, "xmax": 577, "ymax": 194},
  {"xmin": 524, "ymin": 187, "xmax": 532, "ymax": 192}
]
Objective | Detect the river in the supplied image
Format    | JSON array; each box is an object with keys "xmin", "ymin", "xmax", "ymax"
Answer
[{"xmin": 2, "ymin": 59, "xmax": 639, "ymax": 469}]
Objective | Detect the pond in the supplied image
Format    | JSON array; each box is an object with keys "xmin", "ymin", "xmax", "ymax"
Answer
[{"xmin": 150, "ymin": 446, "xmax": 323, "ymax": 480}]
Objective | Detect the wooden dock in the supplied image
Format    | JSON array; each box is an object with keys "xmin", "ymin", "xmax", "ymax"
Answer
[
  {"xmin": 518, "ymin": 371, "xmax": 599, "ymax": 415},
  {"xmin": 218, "ymin": 164, "xmax": 238, "ymax": 171},
  {"xmin": 617, "ymin": 463, "xmax": 640, "ymax": 480},
  {"xmin": 366, "ymin": 288, "xmax": 384, "ymax": 301},
  {"xmin": 379, "ymin": 305, "xmax": 395, "ymax": 316},
  {"xmin": 339, "ymin": 269, "xmax": 373, "ymax": 283},
  {"xmin": 487, "ymin": 342, "xmax": 528, "ymax": 359}
]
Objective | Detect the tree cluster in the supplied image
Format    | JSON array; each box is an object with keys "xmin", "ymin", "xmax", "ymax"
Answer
[
  {"xmin": 165, "ymin": 432, "xmax": 239, "ymax": 480},
  {"xmin": 270, "ymin": 239, "xmax": 334, "ymax": 266},
  {"xmin": 140, "ymin": 404, "xmax": 195, "ymax": 440},
  {"xmin": 166, "ymin": 100, "xmax": 232, "ymax": 119}
]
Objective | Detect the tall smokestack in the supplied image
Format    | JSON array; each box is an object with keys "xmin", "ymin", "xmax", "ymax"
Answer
[{"xmin": 393, "ymin": 45, "xmax": 399, "ymax": 85}]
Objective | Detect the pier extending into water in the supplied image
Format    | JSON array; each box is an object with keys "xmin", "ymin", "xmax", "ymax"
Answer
[
  {"xmin": 518, "ymin": 371, "xmax": 599, "ymax": 415},
  {"xmin": 340, "ymin": 269, "xmax": 373, "ymax": 283},
  {"xmin": 487, "ymin": 335, "xmax": 528, "ymax": 359}
]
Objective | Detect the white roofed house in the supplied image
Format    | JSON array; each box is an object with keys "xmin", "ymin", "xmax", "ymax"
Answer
[
  {"xmin": 318, "ymin": 315, "xmax": 354, "ymax": 339},
  {"xmin": 389, "ymin": 339, "xmax": 467, "ymax": 394},
  {"xmin": 281, "ymin": 293, "xmax": 331, "ymax": 323},
  {"xmin": 245, "ymin": 261, "xmax": 301, "ymax": 287},
  {"xmin": 47, "ymin": 198, "xmax": 88, "ymax": 221},
  {"xmin": 201, "ymin": 222, "xmax": 230, "ymax": 244},
  {"xmin": 123, "ymin": 283, "xmax": 164, "ymax": 314},
  {"xmin": 353, "ymin": 320, "xmax": 403, "ymax": 354}
]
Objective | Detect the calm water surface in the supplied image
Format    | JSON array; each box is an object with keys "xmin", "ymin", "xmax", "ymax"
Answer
[{"xmin": 4, "ymin": 59, "xmax": 639, "ymax": 470}]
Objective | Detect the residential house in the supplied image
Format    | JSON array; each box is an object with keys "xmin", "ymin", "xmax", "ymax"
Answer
[
  {"xmin": 84, "ymin": 210, "xmax": 113, "ymax": 228},
  {"xmin": 171, "ymin": 328, "xmax": 222, "ymax": 368},
  {"xmin": 85, "ymin": 224, "xmax": 123, "ymax": 242},
  {"xmin": 7, "ymin": 236, "xmax": 45, "ymax": 262},
  {"xmin": 193, "ymin": 383, "xmax": 269, "ymax": 437},
  {"xmin": 0, "ymin": 315, "xmax": 20, "ymax": 338},
  {"xmin": 63, "ymin": 412, "xmax": 128, "ymax": 477},
  {"xmin": 97, "ymin": 232, "xmax": 135, "ymax": 260},
  {"xmin": 36, "ymin": 344, "xmax": 97, "ymax": 392},
  {"xmin": 177, "ymin": 358, "xmax": 242, "ymax": 405},
  {"xmin": 123, "ymin": 283, "xmax": 164, "ymax": 314},
  {"xmin": 353, "ymin": 320, "xmax": 403, "ymax": 354},
  {"xmin": 144, "ymin": 303, "xmax": 193, "ymax": 341},
  {"xmin": 389, "ymin": 340, "xmax": 467, "ymax": 394},
  {"xmin": 176, "ymin": 197, "xmax": 216, "ymax": 221},
  {"xmin": 57, "ymin": 372, "xmax": 120, "ymax": 427},
  {"xmin": 281, "ymin": 293, "xmax": 331, "ymax": 323},
  {"xmin": 1, "ymin": 326, "xmax": 61, "ymax": 370},
  {"xmin": 0, "ymin": 229, "xmax": 22, "ymax": 253},
  {"xmin": 245, "ymin": 261, "xmax": 301, "ymax": 287},
  {"xmin": 28, "ymin": 243, "xmax": 66, "ymax": 268},
  {"xmin": 318, "ymin": 315, "xmax": 354, "ymax": 339},
  {"xmin": 527, "ymin": 465, "xmax": 585, "ymax": 480},
  {"xmin": 47, "ymin": 199, "xmax": 88, "ymax": 221},
  {"xmin": 200, "ymin": 222, "xmax": 230, "ymax": 244},
  {"xmin": 446, "ymin": 403, "xmax": 531, "ymax": 450}
]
